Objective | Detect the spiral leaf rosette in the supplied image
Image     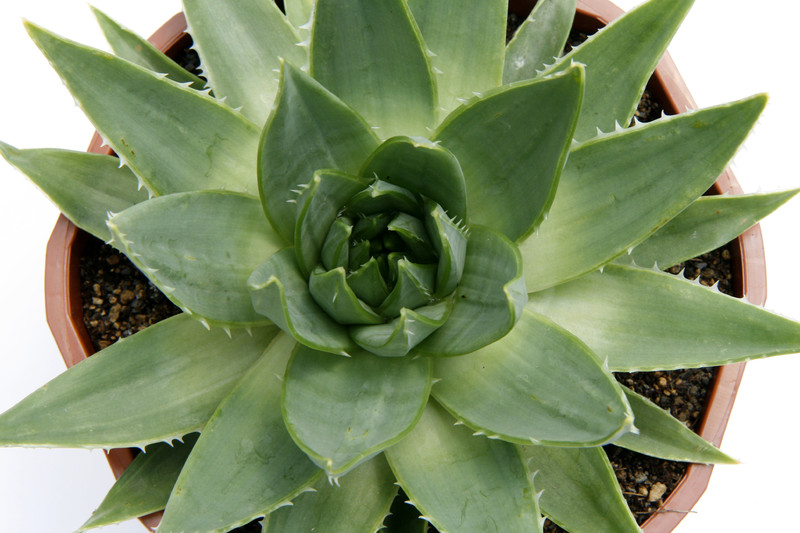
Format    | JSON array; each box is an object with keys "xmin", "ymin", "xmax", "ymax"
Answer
[{"xmin": 2, "ymin": 0, "xmax": 800, "ymax": 532}]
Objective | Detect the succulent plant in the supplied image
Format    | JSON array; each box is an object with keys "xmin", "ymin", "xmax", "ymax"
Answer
[{"xmin": 2, "ymin": 0, "xmax": 800, "ymax": 531}]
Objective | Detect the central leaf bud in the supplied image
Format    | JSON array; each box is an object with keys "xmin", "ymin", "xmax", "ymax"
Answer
[{"xmin": 308, "ymin": 178, "xmax": 467, "ymax": 324}]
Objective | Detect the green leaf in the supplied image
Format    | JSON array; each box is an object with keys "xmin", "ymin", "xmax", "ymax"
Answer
[
  {"xmin": 285, "ymin": 0, "xmax": 315, "ymax": 29},
  {"xmin": 518, "ymin": 445, "xmax": 640, "ymax": 533},
  {"xmin": 504, "ymin": 0, "xmax": 577, "ymax": 83},
  {"xmin": 90, "ymin": 7, "xmax": 205, "ymax": 90},
  {"xmin": 435, "ymin": 65, "xmax": 583, "ymax": 241},
  {"xmin": 382, "ymin": 491, "xmax": 428, "ymax": 533},
  {"xmin": 347, "ymin": 258, "xmax": 390, "ymax": 308},
  {"xmin": 0, "ymin": 315, "xmax": 278, "ymax": 448},
  {"xmin": 264, "ymin": 455, "xmax": 397, "ymax": 533},
  {"xmin": 310, "ymin": 0, "xmax": 436, "ymax": 138},
  {"xmin": 359, "ymin": 136, "xmax": 467, "ymax": 223},
  {"xmin": 350, "ymin": 300, "xmax": 452, "ymax": 358},
  {"xmin": 184, "ymin": 0, "xmax": 305, "ymax": 124},
  {"xmin": 386, "ymin": 401, "xmax": 542, "ymax": 533},
  {"xmin": 526, "ymin": 264, "xmax": 800, "ymax": 371},
  {"xmin": 407, "ymin": 0, "xmax": 506, "ymax": 116},
  {"xmin": 108, "ymin": 191, "xmax": 282, "ymax": 327},
  {"xmin": 321, "ymin": 217, "xmax": 353, "ymax": 271},
  {"xmin": 546, "ymin": 0, "xmax": 693, "ymax": 141},
  {"xmin": 346, "ymin": 179, "xmax": 423, "ymax": 218},
  {"xmin": 0, "ymin": 143, "xmax": 148, "ymax": 242},
  {"xmin": 78, "ymin": 434, "xmax": 198, "ymax": 531},
  {"xmin": 159, "ymin": 333, "xmax": 321, "ymax": 533},
  {"xmin": 387, "ymin": 213, "xmax": 436, "ymax": 263},
  {"xmin": 294, "ymin": 170, "xmax": 366, "ymax": 277},
  {"xmin": 617, "ymin": 190, "xmax": 800, "ymax": 269},
  {"xmin": 283, "ymin": 346, "xmax": 432, "ymax": 476},
  {"xmin": 377, "ymin": 260, "xmax": 436, "ymax": 318},
  {"xmin": 616, "ymin": 387, "xmax": 737, "ymax": 464},
  {"xmin": 309, "ymin": 267, "xmax": 384, "ymax": 325},
  {"xmin": 259, "ymin": 61, "xmax": 378, "ymax": 241},
  {"xmin": 418, "ymin": 225, "xmax": 527, "ymax": 356},
  {"xmin": 424, "ymin": 201, "xmax": 467, "ymax": 298},
  {"xmin": 433, "ymin": 310, "xmax": 633, "ymax": 446},
  {"xmin": 520, "ymin": 95, "xmax": 767, "ymax": 292},
  {"xmin": 248, "ymin": 248, "xmax": 357, "ymax": 355},
  {"xmin": 24, "ymin": 22, "xmax": 260, "ymax": 196}
]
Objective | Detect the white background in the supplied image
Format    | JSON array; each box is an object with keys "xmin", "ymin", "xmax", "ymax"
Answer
[{"xmin": 0, "ymin": 1, "xmax": 797, "ymax": 532}]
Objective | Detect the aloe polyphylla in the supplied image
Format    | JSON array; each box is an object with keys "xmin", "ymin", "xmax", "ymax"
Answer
[{"xmin": 2, "ymin": 0, "xmax": 800, "ymax": 531}]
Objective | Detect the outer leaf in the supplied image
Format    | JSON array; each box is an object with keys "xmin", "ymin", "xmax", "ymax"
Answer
[
  {"xmin": 435, "ymin": 65, "xmax": 583, "ymax": 241},
  {"xmin": 526, "ymin": 264, "xmax": 800, "ymax": 371},
  {"xmin": 546, "ymin": 0, "xmax": 693, "ymax": 141},
  {"xmin": 283, "ymin": 346, "xmax": 432, "ymax": 475},
  {"xmin": 259, "ymin": 61, "xmax": 378, "ymax": 241},
  {"xmin": 108, "ymin": 191, "xmax": 282, "ymax": 326},
  {"xmin": 78, "ymin": 434, "xmax": 198, "ymax": 531},
  {"xmin": 0, "ymin": 315, "xmax": 278, "ymax": 448},
  {"xmin": 407, "ymin": 0, "xmax": 506, "ymax": 116},
  {"xmin": 616, "ymin": 387, "xmax": 737, "ymax": 464},
  {"xmin": 91, "ymin": 7, "xmax": 205, "ymax": 90},
  {"xmin": 386, "ymin": 401, "xmax": 542, "ymax": 533},
  {"xmin": 0, "ymin": 143, "xmax": 148, "ymax": 241},
  {"xmin": 433, "ymin": 310, "xmax": 633, "ymax": 446},
  {"xmin": 350, "ymin": 300, "xmax": 451, "ymax": 357},
  {"xmin": 265, "ymin": 455, "xmax": 397, "ymax": 533},
  {"xmin": 617, "ymin": 190, "xmax": 800, "ymax": 269},
  {"xmin": 519, "ymin": 445, "xmax": 641, "ymax": 533},
  {"xmin": 418, "ymin": 225, "xmax": 526, "ymax": 356},
  {"xmin": 25, "ymin": 22, "xmax": 260, "ymax": 196},
  {"xmin": 504, "ymin": 0, "xmax": 577, "ymax": 83},
  {"xmin": 359, "ymin": 136, "xmax": 467, "ymax": 223},
  {"xmin": 158, "ymin": 333, "xmax": 321, "ymax": 533},
  {"xmin": 294, "ymin": 170, "xmax": 365, "ymax": 277},
  {"xmin": 184, "ymin": 0, "xmax": 305, "ymax": 124},
  {"xmin": 310, "ymin": 0, "xmax": 436, "ymax": 138},
  {"xmin": 248, "ymin": 248, "xmax": 356, "ymax": 355},
  {"xmin": 520, "ymin": 95, "xmax": 767, "ymax": 292}
]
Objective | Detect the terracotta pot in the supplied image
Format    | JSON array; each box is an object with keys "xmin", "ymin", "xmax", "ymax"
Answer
[{"xmin": 43, "ymin": 2, "xmax": 766, "ymax": 532}]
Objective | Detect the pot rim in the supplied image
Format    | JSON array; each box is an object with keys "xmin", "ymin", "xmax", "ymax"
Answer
[{"xmin": 42, "ymin": 3, "xmax": 766, "ymax": 532}]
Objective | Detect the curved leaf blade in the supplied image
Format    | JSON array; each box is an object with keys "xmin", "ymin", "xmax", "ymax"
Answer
[
  {"xmin": 350, "ymin": 300, "xmax": 451, "ymax": 358},
  {"xmin": 407, "ymin": 0, "xmax": 506, "ymax": 116},
  {"xmin": 0, "ymin": 143, "xmax": 148, "ymax": 241},
  {"xmin": 91, "ymin": 7, "xmax": 205, "ymax": 90},
  {"xmin": 435, "ymin": 65, "xmax": 584, "ymax": 241},
  {"xmin": 0, "ymin": 315, "xmax": 279, "ymax": 448},
  {"xmin": 504, "ymin": 0, "xmax": 577, "ymax": 83},
  {"xmin": 159, "ymin": 333, "xmax": 322, "ymax": 533},
  {"xmin": 359, "ymin": 136, "xmax": 467, "ymax": 223},
  {"xmin": 264, "ymin": 455, "xmax": 397, "ymax": 533},
  {"xmin": 248, "ymin": 248, "xmax": 356, "ymax": 355},
  {"xmin": 527, "ymin": 264, "xmax": 800, "ymax": 371},
  {"xmin": 309, "ymin": 267, "xmax": 383, "ymax": 325},
  {"xmin": 616, "ymin": 387, "xmax": 736, "ymax": 464},
  {"xmin": 520, "ymin": 95, "xmax": 767, "ymax": 292},
  {"xmin": 109, "ymin": 191, "xmax": 282, "ymax": 326},
  {"xmin": 519, "ymin": 445, "xmax": 641, "ymax": 533},
  {"xmin": 418, "ymin": 225, "xmax": 527, "ymax": 356},
  {"xmin": 183, "ymin": 0, "xmax": 305, "ymax": 124},
  {"xmin": 24, "ymin": 22, "xmax": 260, "ymax": 196},
  {"xmin": 547, "ymin": 0, "xmax": 693, "ymax": 141},
  {"xmin": 386, "ymin": 401, "xmax": 542, "ymax": 533},
  {"xmin": 310, "ymin": 0, "xmax": 436, "ymax": 138},
  {"xmin": 259, "ymin": 61, "xmax": 378, "ymax": 241},
  {"xmin": 617, "ymin": 190, "xmax": 800, "ymax": 269},
  {"xmin": 433, "ymin": 310, "xmax": 633, "ymax": 446},
  {"xmin": 78, "ymin": 434, "xmax": 198, "ymax": 531},
  {"xmin": 283, "ymin": 346, "xmax": 431, "ymax": 476}
]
